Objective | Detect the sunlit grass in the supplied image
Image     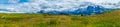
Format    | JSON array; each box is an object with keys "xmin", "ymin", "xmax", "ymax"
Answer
[{"xmin": 0, "ymin": 10, "xmax": 120, "ymax": 27}]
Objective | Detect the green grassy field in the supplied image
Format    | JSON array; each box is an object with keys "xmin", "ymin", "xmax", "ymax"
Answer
[{"xmin": 0, "ymin": 10, "xmax": 120, "ymax": 27}]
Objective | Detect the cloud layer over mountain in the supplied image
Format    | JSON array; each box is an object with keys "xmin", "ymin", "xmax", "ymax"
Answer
[{"xmin": 0, "ymin": 0, "xmax": 119, "ymax": 15}]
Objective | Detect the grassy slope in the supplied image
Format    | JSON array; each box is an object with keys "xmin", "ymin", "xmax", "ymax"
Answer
[{"xmin": 0, "ymin": 10, "xmax": 120, "ymax": 27}]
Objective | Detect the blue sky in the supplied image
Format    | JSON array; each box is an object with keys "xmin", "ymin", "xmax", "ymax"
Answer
[
  {"xmin": 0, "ymin": 0, "xmax": 9, "ymax": 4},
  {"xmin": 0, "ymin": 0, "xmax": 28, "ymax": 4}
]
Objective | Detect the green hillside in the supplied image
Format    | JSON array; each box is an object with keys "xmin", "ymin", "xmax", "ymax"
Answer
[{"xmin": 0, "ymin": 10, "xmax": 120, "ymax": 27}]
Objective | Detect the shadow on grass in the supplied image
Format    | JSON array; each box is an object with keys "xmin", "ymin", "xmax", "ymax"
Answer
[{"xmin": 35, "ymin": 20, "xmax": 60, "ymax": 27}]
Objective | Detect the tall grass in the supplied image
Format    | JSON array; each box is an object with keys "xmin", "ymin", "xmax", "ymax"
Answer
[{"xmin": 0, "ymin": 10, "xmax": 120, "ymax": 27}]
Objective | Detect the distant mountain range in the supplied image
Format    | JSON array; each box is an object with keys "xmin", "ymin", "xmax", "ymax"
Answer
[{"xmin": 0, "ymin": 0, "xmax": 119, "ymax": 15}]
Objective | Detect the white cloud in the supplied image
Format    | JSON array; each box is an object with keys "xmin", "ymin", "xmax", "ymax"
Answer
[{"xmin": 0, "ymin": 0, "xmax": 120, "ymax": 13}]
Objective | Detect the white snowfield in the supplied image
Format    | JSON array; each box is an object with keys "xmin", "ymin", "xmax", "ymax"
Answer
[{"xmin": 0, "ymin": 0, "xmax": 120, "ymax": 14}]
